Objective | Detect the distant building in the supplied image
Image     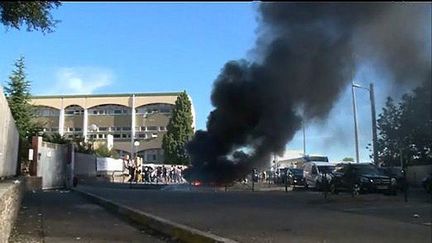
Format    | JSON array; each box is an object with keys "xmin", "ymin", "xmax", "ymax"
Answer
[
  {"xmin": 30, "ymin": 92, "xmax": 196, "ymax": 163},
  {"xmin": 272, "ymin": 150, "xmax": 328, "ymax": 169}
]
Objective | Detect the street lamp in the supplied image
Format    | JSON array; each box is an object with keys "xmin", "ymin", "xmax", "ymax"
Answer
[
  {"xmin": 88, "ymin": 124, "xmax": 98, "ymax": 150},
  {"xmin": 133, "ymin": 140, "xmax": 140, "ymax": 160},
  {"xmin": 352, "ymin": 83, "xmax": 378, "ymax": 164}
]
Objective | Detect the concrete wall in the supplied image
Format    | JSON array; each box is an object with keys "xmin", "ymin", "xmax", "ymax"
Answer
[
  {"xmin": 74, "ymin": 152, "xmax": 97, "ymax": 177},
  {"xmin": 0, "ymin": 87, "xmax": 19, "ymax": 178},
  {"xmin": 0, "ymin": 179, "xmax": 23, "ymax": 242},
  {"xmin": 407, "ymin": 165, "xmax": 432, "ymax": 186}
]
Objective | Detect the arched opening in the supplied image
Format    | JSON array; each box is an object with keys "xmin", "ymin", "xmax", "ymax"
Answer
[
  {"xmin": 135, "ymin": 103, "xmax": 174, "ymax": 135},
  {"xmin": 64, "ymin": 105, "xmax": 84, "ymax": 137},
  {"xmin": 64, "ymin": 105, "xmax": 84, "ymax": 116},
  {"xmin": 136, "ymin": 103, "xmax": 175, "ymax": 115},
  {"xmin": 33, "ymin": 106, "xmax": 60, "ymax": 133}
]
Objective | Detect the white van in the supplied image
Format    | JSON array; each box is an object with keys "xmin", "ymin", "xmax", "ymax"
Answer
[{"xmin": 303, "ymin": 162, "xmax": 335, "ymax": 190}]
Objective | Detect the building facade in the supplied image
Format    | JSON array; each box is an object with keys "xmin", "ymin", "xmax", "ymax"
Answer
[{"xmin": 30, "ymin": 92, "xmax": 196, "ymax": 163}]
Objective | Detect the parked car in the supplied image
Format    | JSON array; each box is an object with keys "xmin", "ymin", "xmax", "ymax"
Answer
[
  {"xmin": 377, "ymin": 166, "xmax": 404, "ymax": 191},
  {"xmin": 422, "ymin": 174, "xmax": 432, "ymax": 194},
  {"xmin": 286, "ymin": 168, "xmax": 305, "ymax": 187},
  {"xmin": 330, "ymin": 163, "xmax": 396, "ymax": 196},
  {"xmin": 303, "ymin": 162, "xmax": 335, "ymax": 190}
]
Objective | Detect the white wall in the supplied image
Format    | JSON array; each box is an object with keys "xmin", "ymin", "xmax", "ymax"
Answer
[{"xmin": 0, "ymin": 86, "xmax": 19, "ymax": 177}]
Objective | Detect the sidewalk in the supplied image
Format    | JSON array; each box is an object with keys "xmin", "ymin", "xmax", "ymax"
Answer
[{"xmin": 9, "ymin": 189, "xmax": 168, "ymax": 243}]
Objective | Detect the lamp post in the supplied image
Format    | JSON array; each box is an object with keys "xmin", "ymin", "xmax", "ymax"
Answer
[
  {"xmin": 133, "ymin": 140, "xmax": 140, "ymax": 159},
  {"xmin": 351, "ymin": 83, "xmax": 360, "ymax": 163},
  {"xmin": 88, "ymin": 124, "xmax": 98, "ymax": 150},
  {"xmin": 352, "ymin": 83, "xmax": 378, "ymax": 164},
  {"xmin": 302, "ymin": 119, "xmax": 306, "ymax": 156}
]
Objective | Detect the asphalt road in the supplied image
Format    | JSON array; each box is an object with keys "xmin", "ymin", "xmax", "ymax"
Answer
[
  {"xmin": 10, "ymin": 190, "xmax": 169, "ymax": 243},
  {"xmin": 77, "ymin": 183, "xmax": 432, "ymax": 243}
]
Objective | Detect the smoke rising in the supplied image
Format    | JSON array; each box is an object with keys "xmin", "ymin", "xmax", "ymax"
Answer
[{"xmin": 185, "ymin": 3, "xmax": 431, "ymax": 183}]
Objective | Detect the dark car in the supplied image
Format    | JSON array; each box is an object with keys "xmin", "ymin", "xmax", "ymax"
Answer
[
  {"xmin": 286, "ymin": 168, "xmax": 305, "ymax": 187},
  {"xmin": 330, "ymin": 163, "xmax": 396, "ymax": 196},
  {"xmin": 377, "ymin": 167, "xmax": 404, "ymax": 191}
]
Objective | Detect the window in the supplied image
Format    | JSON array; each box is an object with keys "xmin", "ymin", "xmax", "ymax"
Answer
[
  {"xmin": 159, "ymin": 126, "xmax": 165, "ymax": 131},
  {"xmin": 148, "ymin": 126, "xmax": 158, "ymax": 131},
  {"xmin": 141, "ymin": 126, "xmax": 146, "ymax": 131},
  {"xmin": 75, "ymin": 128, "xmax": 82, "ymax": 132},
  {"xmin": 99, "ymin": 127, "xmax": 108, "ymax": 131},
  {"xmin": 122, "ymin": 127, "xmax": 131, "ymax": 131},
  {"xmin": 311, "ymin": 166, "xmax": 318, "ymax": 175},
  {"xmin": 138, "ymin": 133, "xmax": 146, "ymax": 138},
  {"xmin": 113, "ymin": 134, "xmax": 121, "ymax": 138},
  {"xmin": 114, "ymin": 110, "xmax": 122, "ymax": 114}
]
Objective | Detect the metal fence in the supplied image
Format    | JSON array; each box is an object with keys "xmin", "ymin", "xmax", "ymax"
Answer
[{"xmin": 0, "ymin": 86, "xmax": 19, "ymax": 177}]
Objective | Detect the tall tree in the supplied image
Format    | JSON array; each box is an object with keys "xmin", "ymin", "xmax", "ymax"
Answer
[
  {"xmin": 3, "ymin": 57, "xmax": 38, "ymax": 139},
  {"xmin": 162, "ymin": 91, "xmax": 194, "ymax": 165},
  {"xmin": 0, "ymin": 1, "xmax": 61, "ymax": 33},
  {"xmin": 376, "ymin": 81, "xmax": 431, "ymax": 166}
]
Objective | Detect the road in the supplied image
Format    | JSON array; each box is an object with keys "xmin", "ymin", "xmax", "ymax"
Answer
[{"xmin": 77, "ymin": 183, "xmax": 432, "ymax": 243}]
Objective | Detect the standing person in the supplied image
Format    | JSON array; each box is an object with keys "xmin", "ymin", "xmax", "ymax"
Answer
[
  {"xmin": 162, "ymin": 165, "xmax": 167, "ymax": 183},
  {"xmin": 156, "ymin": 166, "xmax": 162, "ymax": 184},
  {"xmin": 135, "ymin": 156, "xmax": 142, "ymax": 183},
  {"xmin": 124, "ymin": 155, "xmax": 135, "ymax": 183}
]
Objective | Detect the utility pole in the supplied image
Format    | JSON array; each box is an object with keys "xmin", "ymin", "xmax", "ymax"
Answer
[
  {"xmin": 352, "ymin": 83, "xmax": 360, "ymax": 163},
  {"xmin": 369, "ymin": 83, "xmax": 378, "ymax": 165},
  {"xmin": 302, "ymin": 120, "xmax": 306, "ymax": 156}
]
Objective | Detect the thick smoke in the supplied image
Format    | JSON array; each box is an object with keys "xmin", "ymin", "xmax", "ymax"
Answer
[{"xmin": 185, "ymin": 3, "xmax": 431, "ymax": 184}]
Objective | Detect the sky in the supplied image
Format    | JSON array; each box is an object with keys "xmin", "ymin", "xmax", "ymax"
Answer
[{"xmin": 0, "ymin": 2, "xmax": 415, "ymax": 162}]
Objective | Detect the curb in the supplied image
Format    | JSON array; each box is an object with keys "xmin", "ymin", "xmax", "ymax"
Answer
[{"xmin": 72, "ymin": 188, "xmax": 238, "ymax": 243}]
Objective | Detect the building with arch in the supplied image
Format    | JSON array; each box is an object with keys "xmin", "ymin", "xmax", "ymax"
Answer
[{"xmin": 30, "ymin": 92, "xmax": 196, "ymax": 163}]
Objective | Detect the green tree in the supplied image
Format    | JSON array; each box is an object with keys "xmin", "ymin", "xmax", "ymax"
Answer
[
  {"xmin": 162, "ymin": 91, "xmax": 194, "ymax": 165},
  {"xmin": 42, "ymin": 133, "xmax": 69, "ymax": 144},
  {"xmin": 376, "ymin": 81, "xmax": 431, "ymax": 166},
  {"xmin": 0, "ymin": 1, "xmax": 61, "ymax": 33},
  {"xmin": 3, "ymin": 57, "xmax": 39, "ymax": 140},
  {"xmin": 342, "ymin": 157, "xmax": 354, "ymax": 162}
]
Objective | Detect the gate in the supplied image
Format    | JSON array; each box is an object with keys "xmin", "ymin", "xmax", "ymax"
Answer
[{"xmin": 39, "ymin": 141, "xmax": 68, "ymax": 189}]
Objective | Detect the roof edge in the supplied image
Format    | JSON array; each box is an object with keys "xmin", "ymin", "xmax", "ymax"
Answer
[{"xmin": 31, "ymin": 92, "xmax": 182, "ymax": 99}]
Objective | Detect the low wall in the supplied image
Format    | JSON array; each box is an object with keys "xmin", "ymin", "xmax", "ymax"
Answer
[
  {"xmin": 407, "ymin": 165, "xmax": 432, "ymax": 186},
  {"xmin": 74, "ymin": 153, "xmax": 97, "ymax": 177},
  {"xmin": 0, "ymin": 178, "xmax": 24, "ymax": 242}
]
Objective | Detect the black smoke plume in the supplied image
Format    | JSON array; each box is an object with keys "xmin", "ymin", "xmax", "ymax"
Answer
[{"xmin": 184, "ymin": 3, "xmax": 431, "ymax": 184}]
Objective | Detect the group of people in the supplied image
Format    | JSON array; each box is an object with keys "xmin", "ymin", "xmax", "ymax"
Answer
[{"xmin": 123, "ymin": 155, "xmax": 186, "ymax": 184}]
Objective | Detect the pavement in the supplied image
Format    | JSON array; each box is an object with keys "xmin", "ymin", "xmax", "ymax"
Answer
[
  {"xmin": 9, "ymin": 189, "xmax": 169, "ymax": 243},
  {"xmin": 76, "ymin": 182, "xmax": 432, "ymax": 243}
]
